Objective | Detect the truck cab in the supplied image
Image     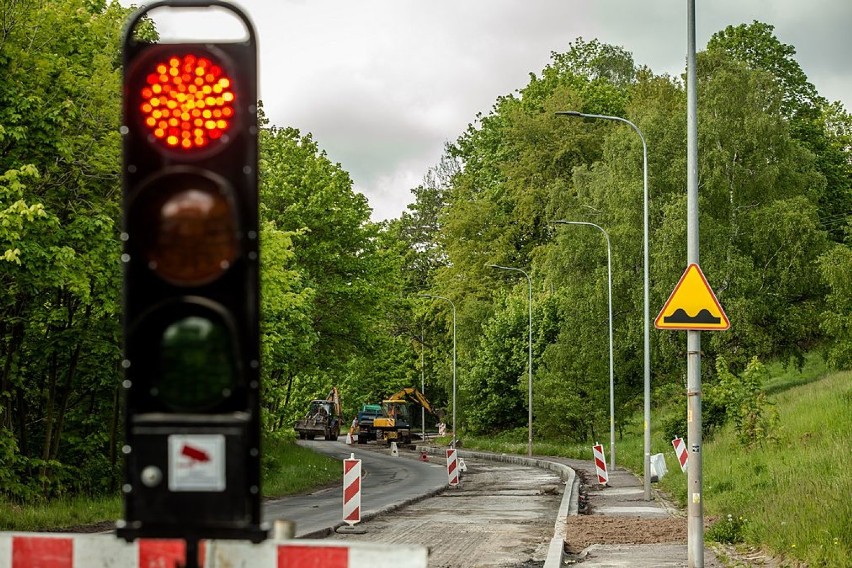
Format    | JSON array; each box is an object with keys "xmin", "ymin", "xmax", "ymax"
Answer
[{"xmin": 356, "ymin": 403, "xmax": 382, "ymax": 444}]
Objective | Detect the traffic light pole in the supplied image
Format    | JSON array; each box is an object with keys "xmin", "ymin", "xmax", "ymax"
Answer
[{"xmin": 183, "ymin": 538, "xmax": 200, "ymax": 568}]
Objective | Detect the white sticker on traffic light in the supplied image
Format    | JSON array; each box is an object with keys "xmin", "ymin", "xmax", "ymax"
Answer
[{"xmin": 168, "ymin": 434, "xmax": 226, "ymax": 492}]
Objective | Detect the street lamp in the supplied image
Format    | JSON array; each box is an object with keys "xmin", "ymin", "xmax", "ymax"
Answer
[
  {"xmin": 556, "ymin": 110, "xmax": 652, "ymax": 500},
  {"xmin": 486, "ymin": 264, "xmax": 534, "ymax": 457},
  {"xmin": 551, "ymin": 220, "xmax": 615, "ymax": 470},
  {"xmin": 418, "ymin": 294, "xmax": 456, "ymax": 447}
]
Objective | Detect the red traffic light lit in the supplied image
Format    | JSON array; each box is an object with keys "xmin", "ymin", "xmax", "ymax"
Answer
[{"xmin": 139, "ymin": 53, "xmax": 236, "ymax": 151}]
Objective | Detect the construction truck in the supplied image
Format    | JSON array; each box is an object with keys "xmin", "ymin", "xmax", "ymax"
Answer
[
  {"xmin": 355, "ymin": 403, "xmax": 383, "ymax": 444},
  {"xmin": 294, "ymin": 387, "xmax": 341, "ymax": 441},
  {"xmin": 372, "ymin": 387, "xmax": 442, "ymax": 446}
]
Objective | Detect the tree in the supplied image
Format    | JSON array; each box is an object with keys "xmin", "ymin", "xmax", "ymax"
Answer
[
  {"xmin": 819, "ymin": 240, "xmax": 852, "ymax": 368},
  {"xmin": 0, "ymin": 0, "xmax": 133, "ymax": 498},
  {"xmin": 707, "ymin": 21, "xmax": 852, "ymax": 243},
  {"xmin": 258, "ymin": 123, "xmax": 405, "ymax": 427}
]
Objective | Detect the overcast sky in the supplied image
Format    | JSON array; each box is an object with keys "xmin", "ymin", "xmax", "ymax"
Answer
[{"xmin": 141, "ymin": 0, "xmax": 852, "ymax": 221}]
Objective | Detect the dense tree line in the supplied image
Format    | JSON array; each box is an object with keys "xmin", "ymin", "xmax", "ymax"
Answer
[
  {"xmin": 0, "ymin": 1, "xmax": 848, "ymax": 500},
  {"xmin": 407, "ymin": 26, "xmax": 851, "ymax": 439}
]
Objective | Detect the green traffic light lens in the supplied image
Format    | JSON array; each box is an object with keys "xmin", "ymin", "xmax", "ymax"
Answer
[{"xmin": 156, "ymin": 315, "xmax": 236, "ymax": 411}]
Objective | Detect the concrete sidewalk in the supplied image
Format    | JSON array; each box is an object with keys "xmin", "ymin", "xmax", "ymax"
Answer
[{"xmin": 542, "ymin": 456, "xmax": 723, "ymax": 567}]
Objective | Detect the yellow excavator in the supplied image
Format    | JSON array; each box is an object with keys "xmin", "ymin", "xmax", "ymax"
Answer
[{"xmin": 372, "ymin": 387, "xmax": 442, "ymax": 445}]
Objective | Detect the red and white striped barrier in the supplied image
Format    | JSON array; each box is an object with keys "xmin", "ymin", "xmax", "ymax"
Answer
[
  {"xmin": 0, "ymin": 533, "xmax": 427, "ymax": 567},
  {"xmin": 446, "ymin": 447, "xmax": 459, "ymax": 486},
  {"xmin": 343, "ymin": 453, "xmax": 362, "ymax": 525},
  {"xmin": 592, "ymin": 442, "xmax": 608, "ymax": 484},
  {"xmin": 672, "ymin": 436, "xmax": 688, "ymax": 472}
]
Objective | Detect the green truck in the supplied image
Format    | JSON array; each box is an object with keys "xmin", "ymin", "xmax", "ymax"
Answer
[{"xmin": 355, "ymin": 403, "xmax": 383, "ymax": 444}]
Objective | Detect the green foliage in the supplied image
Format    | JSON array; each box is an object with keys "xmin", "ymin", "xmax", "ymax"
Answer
[
  {"xmin": 709, "ymin": 357, "xmax": 779, "ymax": 447},
  {"xmin": 707, "ymin": 21, "xmax": 852, "ymax": 243},
  {"xmin": 258, "ymin": 123, "xmax": 410, "ymax": 429},
  {"xmin": 818, "ymin": 242, "xmax": 852, "ymax": 368},
  {"xmin": 0, "ymin": 0, "xmax": 132, "ymax": 500},
  {"xmin": 707, "ymin": 513, "xmax": 749, "ymax": 544}
]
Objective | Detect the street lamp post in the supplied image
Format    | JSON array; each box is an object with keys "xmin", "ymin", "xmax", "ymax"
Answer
[
  {"xmin": 418, "ymin": 294, "xmax": 456, "ymax": 447},
  {"xmin": 421, "ymin": 325, "xmax": 426, "ymax": 440},
  {"xmin": 556, "ymin": 110, "xmax": 652, "ymax": 500},
  {"xmin": 486, "ymin": 264, "xmax": 534, "ymax": 457},
  {"xmin": 551, "ymin": 220, "xmax": 616, "ymax": 470}
]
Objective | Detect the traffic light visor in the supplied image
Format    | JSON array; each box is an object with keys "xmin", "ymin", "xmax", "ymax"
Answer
[{"xmin": 132, "ymin": 48, "xmax": 237, "ymax": 153}]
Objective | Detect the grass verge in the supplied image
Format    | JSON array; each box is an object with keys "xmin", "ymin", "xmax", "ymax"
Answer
[
  {"xmin": 262, "ymin": 435, "xmax": 341, "ymax": 497},
  {"xmin": 0, "ymin": 435, "xmax": 340, "ymax": 531}
]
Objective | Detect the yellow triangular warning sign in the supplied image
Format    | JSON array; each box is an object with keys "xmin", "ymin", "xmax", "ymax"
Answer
[{"xmin": 655, "ymin": 264, "xmax": 730, "ymax": 331}]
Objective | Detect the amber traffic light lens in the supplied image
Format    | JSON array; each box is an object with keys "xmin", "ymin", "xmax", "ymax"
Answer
[
  {"xmin": 139, "ymin": 53, "xmax": 236, "ymax": 151},
  {"xmin": 132, "ymin": 173, "xmax": 238, "ymax": 286}
]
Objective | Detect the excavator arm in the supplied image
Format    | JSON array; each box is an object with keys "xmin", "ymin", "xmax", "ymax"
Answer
[{"xmin": 385, "ymin": 387, "xmax": 443, "ymax": 419}]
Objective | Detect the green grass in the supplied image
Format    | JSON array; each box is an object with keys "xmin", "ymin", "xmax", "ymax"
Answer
[
  {"xmin": 0, "ymin": 435, "xmax": 341, "ymax": 531},
  {"xmin": 262, "ymin": 435, "xmax": 341, "ymax": 496},
  {"xmin": 647, "ymin": 364, "xmax": 851, "ymax": 567},
  {"xmin": 462, "ymin": 357, "xmax": 851, "ymax": 567},
  {"xmin": 0, "ymin": 494, "xmax": 122, "ymax": 532}
]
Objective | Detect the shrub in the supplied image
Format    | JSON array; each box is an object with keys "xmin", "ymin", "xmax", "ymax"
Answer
[
  {"xmin": 708, "ymin": 356, "xmax": 779, "ymax": 446},
  {"xmin": 707, "ymin": 513, "xmax": 749, "ymax": 544}
]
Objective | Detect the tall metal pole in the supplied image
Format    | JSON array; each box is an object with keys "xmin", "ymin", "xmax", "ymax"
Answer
[
  {"xmin": 556, "ymin": 111, "xmax": 651, "ymax": 498},
  {"xmin": 487, "ymin": 264, "xmax": 534, "ymax": 457},
  {"xmin": 551, "ymin": 220, "xmax": 616, "ymax": 469},
  {"xmin": 418, "ymin": 294, "xmax": 457, "ymax": 447},
  {"xmin": 686, "ymin": 0, "xmax": 704, "ymax": 565},
  {"xmin": 421, "ymin": 325, "xmax": 426, "ymax": 440}
]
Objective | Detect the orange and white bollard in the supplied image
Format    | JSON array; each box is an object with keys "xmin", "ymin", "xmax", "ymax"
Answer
[
  {"xmin": 342, "ymin": 453, "xmax": 361, "ymax": 526},
  {"xmin": 672, "ymin": 436, "xmax": 688, "ymax": 472},
  {"xmin": 592, "ymin": 442, "xmax": 608, "ymax": 484},
  {"xmin": 446, "ymin": 448, "xmax": 459, "ymax": 486}
]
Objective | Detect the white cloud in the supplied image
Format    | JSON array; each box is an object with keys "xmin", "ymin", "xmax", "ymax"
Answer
[{"xmin": 132, "ymin": 0, "xmax": 852, "ymax": 221}]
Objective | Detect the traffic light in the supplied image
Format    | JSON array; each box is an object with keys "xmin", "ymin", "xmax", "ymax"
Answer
[{"xmin": 117, "ymin": 1, "xmax": 265, "ymax": 543}]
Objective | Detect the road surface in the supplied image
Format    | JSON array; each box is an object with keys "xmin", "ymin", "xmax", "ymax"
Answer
[
  {"xmin": 262, "ymin": 439, "xmax": 448, "ymax": 537},
  {"xmin": 277, "ymin": 441, "xmax": 565, "ymax": 567}
]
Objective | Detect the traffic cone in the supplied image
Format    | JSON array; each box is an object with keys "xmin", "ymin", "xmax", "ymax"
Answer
[{"xmin": 346, "ymin": 432, "xmax": 352, "ymax": 445}]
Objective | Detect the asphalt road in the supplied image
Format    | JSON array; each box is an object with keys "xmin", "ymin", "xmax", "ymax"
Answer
[
  {"xmin": 262, "ymin": 439, "xmax": 449, "ymax": 537},
  {"xmin": 329, "ymin": 450, "xmax": 565, "ymax": 567}
]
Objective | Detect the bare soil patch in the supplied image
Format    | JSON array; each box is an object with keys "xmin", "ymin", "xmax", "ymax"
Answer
[{"xmin": 564, "ymin": 516, "xmax": 687, "ymax": 554}]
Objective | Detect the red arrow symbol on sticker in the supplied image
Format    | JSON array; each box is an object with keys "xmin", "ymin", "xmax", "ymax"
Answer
[{"xmin": 181, "ymin": 445, "xmax": 210, "ymax": 463}]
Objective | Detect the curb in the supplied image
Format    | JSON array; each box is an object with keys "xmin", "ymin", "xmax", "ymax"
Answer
[{"xmin": 414, "ymin": 446, "xmax": 578, "ymax": 567}]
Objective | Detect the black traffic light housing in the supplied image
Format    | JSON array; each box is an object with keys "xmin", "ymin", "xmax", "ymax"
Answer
[{"xmin": 118, "ymin": 0, "xmax": 265, "ymax": 543}]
